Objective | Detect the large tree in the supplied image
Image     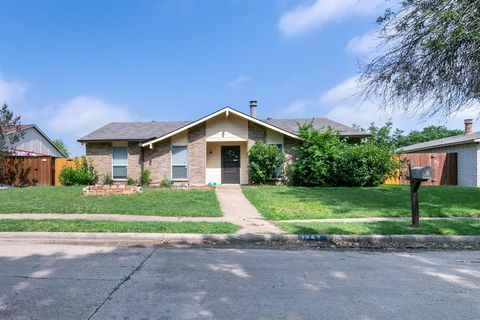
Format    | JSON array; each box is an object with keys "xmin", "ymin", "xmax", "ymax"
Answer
[
  {"xmin": 0, "ymin": 103, "xmax": 23, "ymax": 158},
  {"xmin": 360, "ymin": 0, "xmax": 480, "ymax": 118}
]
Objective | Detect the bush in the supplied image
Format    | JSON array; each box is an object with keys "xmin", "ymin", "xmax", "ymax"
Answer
[
  {"xmin": 290, "ymin": 125, "xmax": 343, "ymax": 187},
  {"xmin": 102, "ymin": 173, "xmax": 114, "ymax": 185},
  {"xmin": 59, "ymin": 157, "xmax": 98, "ymax": 186},
  {"xmin": 127, "ymin": 177, "xmax": 138, "ymax": 186},
  {"xmin": 290, "ymin": 123, "xmax": 401, "ymax": 187},
  {"xmin": 334, "ymin": 142, "xmax": 400, "ymax": 187},
  {"xmin": 140, "ymin": 169, "xmax": 152, "ymax": 186},
  {"xmin": 247, "ymin": 141, "xmax": 286, "ymax": 185},
  {"xmin": 160, "ymin": 176, "xmax": 173, "ymax": 188}
]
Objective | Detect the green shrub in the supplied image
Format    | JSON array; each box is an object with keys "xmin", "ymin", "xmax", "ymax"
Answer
[
  {"xmin": 140, "ymin": 169, "xmax": 152, "ymax": 186},
  {"xmin": 290, "ymin": 125, "xmax": 343, "ymax": 186},
  {"xmin": 160, "ymin": 177, "xmax": 173, "ymax": 188},
  {"xmin": 334, "ymin": 142, "xmax": 400, "ymax": 187},
  {"xmin": 290, "ymin": 123, "xmax": 401, "ymax": 187},
  {"xmin": 102, "ymin": 173, "xmax": 114, "ymax": 185},
  {"xmin": 247, "ymin": 141, "xmax": 286, "ymax": 185},
  {"xmin": 127, "ymin": 177, "xmax": 138, "ymax": 186},
  {"xmin": 59, "ymin": 157, "xmax": 98, "ymax": 186}
]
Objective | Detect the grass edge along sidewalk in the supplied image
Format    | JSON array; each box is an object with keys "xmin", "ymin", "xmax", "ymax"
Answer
[
  {"xmin": 278, "ymin": 219, "xmax": 480, "ymax": 236},
  {"xmin": 0, "ymin": 219, "xmax": 239, "ymax": 234}
]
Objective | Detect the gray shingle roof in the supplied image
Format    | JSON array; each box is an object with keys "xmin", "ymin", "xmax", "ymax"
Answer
[
  {"xmin": 264, "ymin": 118, "xmax": 368, "ymax": 137},
  {"xmin": 78, "ymin": 121, "xmax": 191, "ymax": 142},
  {"xmin": 78, "ymin": 115, "xmax": 367, "ymax": 143},
  {"xmin": 401, "ymin": 132, "xmax": 480, "ymax": 152}
]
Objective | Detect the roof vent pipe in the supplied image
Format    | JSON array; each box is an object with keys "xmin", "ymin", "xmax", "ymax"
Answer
[
  {"xmin": 464, "ymin": 119, "xmax": 473, "ymax": 134},
  {"xmin": 249, "ymin": 100, "xmax": 257, "ymax": 118}
]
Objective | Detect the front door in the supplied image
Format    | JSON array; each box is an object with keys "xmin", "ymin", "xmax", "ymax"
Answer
[{"xmin": 221, "ymin": 146, "xmax": 240, "ymax": 184}]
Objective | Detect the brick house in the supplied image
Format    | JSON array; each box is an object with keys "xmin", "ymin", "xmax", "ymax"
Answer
[{"xmin": 78, "ymin": 102, "xmax": 367, "ymax": 186}]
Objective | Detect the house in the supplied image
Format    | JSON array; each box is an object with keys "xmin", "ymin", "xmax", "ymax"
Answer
[
  {"xmin": 7, "ymin": 124, "xmax": 66, "ymax": 158},
  {"xmin": 78, "ymin": 102, "xmax": 368, "ymax": 186},
  {"xmin": 401, "ymin": 119, "xmax": 480, "ymax": 187}
]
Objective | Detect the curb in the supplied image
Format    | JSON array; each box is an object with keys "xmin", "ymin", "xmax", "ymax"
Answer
[{"xmin": 0, "ymin": 232, "xmax": 479, "ymax": 249}]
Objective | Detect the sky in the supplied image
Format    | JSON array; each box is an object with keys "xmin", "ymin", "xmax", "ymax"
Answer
[{"xmin": 0, "ymin": 0, "xmax": 478, "ymax": 156}]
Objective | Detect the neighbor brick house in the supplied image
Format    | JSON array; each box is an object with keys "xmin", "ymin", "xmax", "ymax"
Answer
[{"xmin": 78, "ymin": 102, "xmax": 367, "ymax": 186}]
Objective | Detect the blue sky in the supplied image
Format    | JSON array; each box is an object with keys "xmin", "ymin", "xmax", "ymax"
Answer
[{"xmin": 0, "ymin": 0, "xmax": 477, "ymax": 156}]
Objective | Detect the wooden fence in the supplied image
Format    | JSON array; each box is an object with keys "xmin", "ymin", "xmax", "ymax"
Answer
[
  {"xmin": 0, "ymin": 157, "xmax": 80, "ymax": 187},
  {"xmin": 0, "ymin": 156, "xmax": 56, "ymax": 186},
  {"xmin": 384, "ymin": 153, "xmax": 458, "ymax": 186}
]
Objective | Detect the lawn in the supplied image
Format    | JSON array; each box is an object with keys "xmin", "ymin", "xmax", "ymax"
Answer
[
  {"xmin": 0, "ymin": 219, "xmax": 238, "ymax": 233},
  {"xmin": 0, "ymin": 186, "xmax": 222, "ymax": 217},
  {"xmin": 279, "ymin": 220, "xmax": 480, "ymax": 236},
  {"xmin": 243, "ymin": 185, "xmax": 480, "ymax": 220}
]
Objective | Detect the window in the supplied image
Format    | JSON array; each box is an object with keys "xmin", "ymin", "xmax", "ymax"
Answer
[
  {"xmin": 269, "ymin": 143, "xmax": 284, "ymax": 151},
  {"xmin": 112, "ymin": 146, "xmax": 128, "ymax": 179},
  {"xmin": 172, "ymin": 146, "xmax": 188, "ymax": 180}
]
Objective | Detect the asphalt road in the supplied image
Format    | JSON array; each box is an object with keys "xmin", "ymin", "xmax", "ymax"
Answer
[{"xmin": 0, "ymin": 242, "xmax": 479, "ymax": 320}]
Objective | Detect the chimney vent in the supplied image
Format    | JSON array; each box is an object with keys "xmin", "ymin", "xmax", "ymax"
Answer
[
  {"xmin": 464, "ymin": 119, "xmax": 473, "ymax": 134},
  {"xmin": 249, "ymin": 100, "xmax": 257, "ymax": 118}
]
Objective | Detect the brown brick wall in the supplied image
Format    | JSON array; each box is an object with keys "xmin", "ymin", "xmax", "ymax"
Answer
[
  {"xmin": 86, "ymin": 142, "xmax": 112, "ymax": 180},
  {"xmin": 284, "ymin": 136, "xmax": 301, "ymax": 162},
  {"xmin": 247, "ymin": 121, "xmax": 266, "ymax": 148},
  {"xmin": 144, "ymin": 139, "xmax": 171, "ymax": 184},
  {"xmin": 128, "ymin": 142, "xmax": 142, "ymax": 181},
  {"xmin": 188, "ymin": 123, "xmax": 206, "ymax": 186}
]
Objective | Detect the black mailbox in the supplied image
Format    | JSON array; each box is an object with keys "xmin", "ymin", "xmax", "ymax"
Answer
[{"xmin": 410, "ymin": 166, "xmax": 433, "ymax": 181}]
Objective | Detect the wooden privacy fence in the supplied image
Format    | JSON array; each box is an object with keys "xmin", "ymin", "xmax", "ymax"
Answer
[
  {"xmin": 384, "ymin": 153, "xmax": 458, "ymax": 186},
  {"xmin": 0, "ymin": 157, "xmax": 80, "ymax": 187},
  {"xmin": 0, "ymin": 156, "xmax": 55, "ymax": 186}
]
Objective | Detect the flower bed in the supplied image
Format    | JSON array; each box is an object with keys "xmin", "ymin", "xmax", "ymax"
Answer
[{"xmin": 83, "ymin": 185, "xmax": 142, "ymax": 196}]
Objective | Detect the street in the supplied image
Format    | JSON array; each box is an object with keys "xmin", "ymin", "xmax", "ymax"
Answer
[{"xmin": 0, "ymin": 242, "xmax": 478, "ymax": 319}]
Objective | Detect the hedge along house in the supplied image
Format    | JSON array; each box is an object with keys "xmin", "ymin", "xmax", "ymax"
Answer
[{"xmin": 78, "ymin": 102, "xmax": 368, "ymax": 186}]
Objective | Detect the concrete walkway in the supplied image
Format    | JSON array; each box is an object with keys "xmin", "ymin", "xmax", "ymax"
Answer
[{"xmin": 215, "ymin": 185, "xmax": 283, "ymax": 234}]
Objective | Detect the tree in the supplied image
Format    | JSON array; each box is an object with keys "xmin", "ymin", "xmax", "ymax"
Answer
[
  {"xmin": 396, "ymin": 125, "xmax": 463, "ymax": 148},
  {"xmin": 360, "ymin": 0, "xmax": 480, "ymax": 118},
  {"xmin": 52, "ymin": 139, "xmax": 70, "ymax": 157},
  {"xmin": 0, "ymin": 103, "xmax": 23, "ymax": 158}
]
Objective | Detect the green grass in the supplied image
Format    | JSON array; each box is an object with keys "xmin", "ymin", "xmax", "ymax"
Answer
[
  {"xmin": 0, "ymin": 219, "xmax": 239, "ymax": 233},
  {"xmin": 279, "ymin": 220, "xmax": 480, "ymax": 236},
  {"xmin": 0, "ymin": 186, "xmax": 222, "ymax": 217},
  {"xmin": 243, "ymin": 185, "xmax": 480, "ymax": 220}
]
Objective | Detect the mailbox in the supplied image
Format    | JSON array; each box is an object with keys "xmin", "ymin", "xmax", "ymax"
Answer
[{"xmin": 410, "ymin": 166, "xmax": 433, "ymax": 181}]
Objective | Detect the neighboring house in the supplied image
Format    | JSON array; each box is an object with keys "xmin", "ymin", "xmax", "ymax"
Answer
[
  {"xmin": 78, "ymin": 102, "xmax": 368, "ymax": 186},
  {"xmin": 401, "ymin": 119, "xmax": 480, "ymax": 187},
  {"xmin": 7, "ymin": 124, "xmax": 66, "ymax": 158}
]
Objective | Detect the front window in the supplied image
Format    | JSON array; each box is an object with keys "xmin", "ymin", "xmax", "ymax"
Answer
[
  {"xmin": 172, "ymin": 146, "xmax": 188, "ymax": 180},
  {"xmin": 112, "ymin": 146, "xmax": 128, "ymax": 179}
]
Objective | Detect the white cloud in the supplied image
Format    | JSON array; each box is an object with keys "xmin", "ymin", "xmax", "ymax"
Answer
[
  {"xmin": 346, "ymin": 30, "xmax": 381, "ymax": 56},
  {"xmin": 226, "ymin": 75, "xmax": 251, "ymax": 89},
  {"xmin": 278, "ymin": 0, "xmax": 384, "ymax": 38},
  {"xmin": 282, "ymin": 75, "xmax": 480, "ymax": 132},
  {"xmin": 0, "ymin": 74, "xmax": 28, "ymax": 104},
  {"xmin": 48, "ymin": 96, "xmax": 133, "ymax": 136}
]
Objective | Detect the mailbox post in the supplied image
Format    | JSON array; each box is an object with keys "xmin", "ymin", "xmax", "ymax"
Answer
[{"xmin": 409, "ymin": 165, "xmax": 433, "ymax": 227}]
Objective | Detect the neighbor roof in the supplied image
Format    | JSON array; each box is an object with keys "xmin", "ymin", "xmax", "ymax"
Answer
[
  {"xmin": 78, "ymin": 107, "xmax": 368, "ymax": 144},
  {"xmin": 6, "ymin": 124, "xmax": 68, "ymax": 157},
  {"xmin": 401, "ymin": 132, "xmax": 480, "ymax": 152}
]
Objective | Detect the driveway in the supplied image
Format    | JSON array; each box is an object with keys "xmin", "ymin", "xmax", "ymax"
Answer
[{"xmin": 0, "ymin": 242, "xmax": 479, "ymax": 319}]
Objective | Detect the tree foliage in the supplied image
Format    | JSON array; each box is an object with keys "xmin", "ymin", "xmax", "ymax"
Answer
[
  {"xmin": 290, "ymin": 124, "xmax": 401, "ymax": 187},
  {"xmin": 0, "ymin": 104, "xmax": 24, "ymax": 158},
  {"xmin": 59, "ymin": 157, "xmax": 98, "ymax": 186},
  {"xmin": 361, "ymin": 0, "xmax": 480, "ymax": 118},
  {"xmin": 52, "ymin": 139, "xmax": 70, "ymax": 157},
  {"xmin": 247, "ymin": 141, "xmax": 286, "ymax": 185},
  {"xmin": 396, "ymin": 125, "xmax": 463, "ymax": 147}
]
